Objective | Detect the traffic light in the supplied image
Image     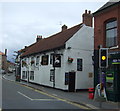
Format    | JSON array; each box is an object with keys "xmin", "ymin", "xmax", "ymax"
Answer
[{"xmin": 99, "ymin": 48, "xmax": 108, "ymax": 68}]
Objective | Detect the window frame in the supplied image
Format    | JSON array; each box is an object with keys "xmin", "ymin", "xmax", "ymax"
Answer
[
  {"xmin": 105, "ymin": 19, "xmax": 117, "ymax": 48},
  {"xmin": 36, "ymin": 56, "xmax": 40, "ymax": 66},
  {"xmin": 30, "ymin": 71, "xmax": 34, "ymax": 80},
  {"xmin": 31, "ymin": 57, "xmax": 35, "ymax": 66},
  {"xmin": 77, "ymin": 58, "xmax": 83, "ymax": 71},
  {"xmin": 41, "ymin": 55, "xmax": 49, "ymax": 65}
]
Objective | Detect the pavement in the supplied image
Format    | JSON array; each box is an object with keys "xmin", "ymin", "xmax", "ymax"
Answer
[{"xmin": 2, "ymin": 73, "xmax": 120, "ymax": 110}]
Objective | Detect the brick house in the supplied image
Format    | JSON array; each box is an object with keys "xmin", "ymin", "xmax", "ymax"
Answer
[
  {"xmin": 93, "ymin": 1, "xmax": 120, "ymax": 101},
  {"xmin": 0, "ymin": 50, "xmax": 8, "ymax": 72},
  {"xmin": 20, "ymin": 10, "xmax": 94, "ymax": 91}
]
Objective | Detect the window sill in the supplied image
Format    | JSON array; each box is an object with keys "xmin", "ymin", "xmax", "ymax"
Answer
[{"xmin": 109, "ymin": 45, "xmax": 119, "ymax": 50}]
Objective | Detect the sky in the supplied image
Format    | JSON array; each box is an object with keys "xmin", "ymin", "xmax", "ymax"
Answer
[{"xmin": 0, "ymin": 0, "xmax": 109, "ymax": 62}]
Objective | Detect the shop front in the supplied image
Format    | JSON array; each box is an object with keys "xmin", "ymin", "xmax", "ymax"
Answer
[
  {"xmin": 106, "ymin": 52, "xmax": 120, "ymax": 102},
  {"xmin": 94, "ymin": 51, "xmax": 120, "ymax": 102}
]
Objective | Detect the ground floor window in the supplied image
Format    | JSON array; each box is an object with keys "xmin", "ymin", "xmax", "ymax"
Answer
[
  {"xmin": 30, "ymin": 71, "xmax": 34, "ymax": 80},
  {"xmin": 22, "ymin": 71, "xmax": 27, "ymax": 79},
  {"xmin": 77, "ymin": 58, "xmax": 83, "ymax": 71},
  {"xmin": 65, "ymin": 72, "xmax": 69, "ymax": 85},
  {"xmin": 50, "ymin": 69, "xmax": 54, "ymax": 82}
]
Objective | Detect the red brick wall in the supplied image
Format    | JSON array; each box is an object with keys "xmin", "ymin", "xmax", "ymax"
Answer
[{"xmin": 94, "ymin": 4, "xmax": 120, "ymax": 52}]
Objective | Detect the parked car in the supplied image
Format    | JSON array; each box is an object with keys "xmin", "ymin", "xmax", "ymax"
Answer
[{"xmin": 0, "ymin": 70, "xmax": 6, "ymax": 74}]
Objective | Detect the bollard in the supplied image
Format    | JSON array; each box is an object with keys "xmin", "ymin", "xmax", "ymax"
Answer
[{"xmin": 88, "ymin": 88, "xmax": 94, "ymax": 99}]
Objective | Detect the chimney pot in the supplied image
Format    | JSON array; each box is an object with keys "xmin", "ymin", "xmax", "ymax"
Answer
[
  {"xmin": 82, "ymin": 10, "xmax": 93, "ymax": 27},
  {"xmin": 25, "ymin": 46, "xmax": 28, "ymax": 48},
  {"xmin": 36, "ymin": 35, "xmax": 42, "ymax": 42},
  {"xmin": 5, "ymin": 49, "xmax": 7, "ymax": 56},
  {"xmin": 88, "ymin": 10, "xmax": 91, "ymax": 14},
  {"xmin": 62, "ymin": 25, "xmax": 67, "ymax": 31}
]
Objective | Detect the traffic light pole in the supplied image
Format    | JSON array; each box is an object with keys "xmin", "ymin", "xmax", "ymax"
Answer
[{"xmin": 99, "ymin": 68, "xmax": 102, "ymax": 108}]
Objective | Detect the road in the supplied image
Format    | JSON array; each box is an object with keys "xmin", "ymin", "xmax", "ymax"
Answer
[{"xmin": 2, "ymin": 75, "xmax": 85, "ymax": 110}]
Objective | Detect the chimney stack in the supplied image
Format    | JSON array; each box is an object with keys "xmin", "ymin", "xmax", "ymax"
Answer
[
  {"xmin": 5, "ymin": 49, "xmax": 7, "ymax": 56},
  {"xmin": 36, "ymin": 35, "xmax": 42, "ymax": 42},
  {"xmin": 61, "ymin": 25, "xmax": 67, "ymax": 31},
  {"xmin": 82, "ymin": 10, "xmax": 93, "ymax": 27}
]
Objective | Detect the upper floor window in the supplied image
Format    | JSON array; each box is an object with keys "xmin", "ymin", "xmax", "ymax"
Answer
[
  {"xmin": 36, "ymin": 56, "xmax": 40, "ymax": 66},
  {"xmin": 31, "ymin": 57, "xmax": 35, "ymax": 66},
  {"xmin": 41, "ymin": 55, "xmax": 49, "ymax": 65},
  {"xmin": 77, "ymin": 58, "xmax": 83, "ymax": 71},
  {"xmin": 105, "ymin": 19, "xmax": 117, "ymax": 48}
]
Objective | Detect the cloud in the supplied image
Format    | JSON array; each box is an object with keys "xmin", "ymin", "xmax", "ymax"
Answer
[{"xmin": 1, "ymin": 2, "xmax": 106, "ymax": 62}]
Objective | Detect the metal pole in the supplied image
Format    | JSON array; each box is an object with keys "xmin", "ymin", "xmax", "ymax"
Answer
[
  {"xmin": 99, "ymin": 45, "xmax": 103, "ymax": 108},
  {"xmin": 53, "ymin": 66, "xmax": 55, "ymax": 88},
  {"xmin": 118, "ymin": 102, "xmax": 120, "ymax": 110},
  {"xmin": 99, "ymin": 68, "xmax": 102, "ymax": 108}
]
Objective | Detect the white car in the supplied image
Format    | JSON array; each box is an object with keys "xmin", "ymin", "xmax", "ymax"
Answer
[{"xmin": 0, "ymin": 70, "xmax": 6, "ymax": 74}]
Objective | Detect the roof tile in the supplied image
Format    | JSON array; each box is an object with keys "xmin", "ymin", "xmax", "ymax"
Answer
[{"xmin": 21, "ymin": 23, "xmax": 83, "ymax": 57}]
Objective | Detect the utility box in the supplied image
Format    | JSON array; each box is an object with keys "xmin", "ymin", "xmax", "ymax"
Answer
[{"xmin": 106, "ymin": 53, "xmax": 120, "ymax": 102}]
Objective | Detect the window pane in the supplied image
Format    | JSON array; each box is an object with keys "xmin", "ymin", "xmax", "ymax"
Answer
[
  {"xmin": 30, "ymin": 71, "xmax": 34, "ymax": 80},
  {"xmin": 50, "ymin": 69, "xmax": 54, "ymax": 82},
  {"xmin": 31, "ymin": 57, "xmax": 35, "ymax": 66},
  {"xmin": 106, "ymin": 28, "xmax": 117, "ymax": 47},
  {"xmin": 106, "ymin": 20, "xmax": 117, "ymax": 29},
  {"xmin": 36, "ymin": 56, "xmax": 39, "ymax": 66},
  {"xmin": 22, "ymin": 71, "xmax": 26, "ymax": 79},
  {"xmin": 41, "ymin": 55, "xmax": 49, "ymax": 65},
  {"xmin": 77, "ymin": 59, "xmax": 82, "ymax": 71},
  {"xmin": 106, "ymin": 19, "xmax": 117, "ymax": 48}
]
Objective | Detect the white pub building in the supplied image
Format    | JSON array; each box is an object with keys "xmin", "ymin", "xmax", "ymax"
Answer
[{"xmin": 21, "ymin": 10, "xmax": 94, "ymax": 92}]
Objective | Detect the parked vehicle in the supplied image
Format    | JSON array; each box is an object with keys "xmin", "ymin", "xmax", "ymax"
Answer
[{"xmin": 0, "ymin": 69, "xmax": 6, "ymax": 74}]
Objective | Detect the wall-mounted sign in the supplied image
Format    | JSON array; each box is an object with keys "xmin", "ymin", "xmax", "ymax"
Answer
[
  {"xmin": 112, "ymin": 59, "xmax": 120, "ymax": 64},
  {"xmin": 53, "ymin": 54, "xmax": 61, "ymax": 67}
]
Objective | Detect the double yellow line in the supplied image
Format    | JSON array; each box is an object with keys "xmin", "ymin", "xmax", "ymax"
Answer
[
  {"xmin": 5, "ymin": 79, "xmax": 90, "ymax": 109},
  {"xmin": 23, "ymin": 84, "xmax": 90, "ymax": 109}
]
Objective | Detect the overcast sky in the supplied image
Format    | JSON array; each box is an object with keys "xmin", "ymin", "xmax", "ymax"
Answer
[{"xmin": 0, "ymin": 1, "xmax": 108, "ymax": 62}]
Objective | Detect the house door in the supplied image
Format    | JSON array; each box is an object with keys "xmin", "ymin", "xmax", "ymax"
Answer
[{"xmin": 68, "ymin": 72, "xmax": 76, "ymax": 92}]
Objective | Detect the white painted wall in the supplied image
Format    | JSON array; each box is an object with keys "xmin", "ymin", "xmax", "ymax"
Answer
[
  {"xmin": 21, "ymin": 24, "xmax": 94, "ymax": 90},
  {"xmin": 0, "ymin": 55, "xmax": 2, "ymax": 70}
]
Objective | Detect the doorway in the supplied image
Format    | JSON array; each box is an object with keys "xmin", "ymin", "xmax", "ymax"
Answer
[{"xmin": 68, "ymin": 72, "xmax": 76, "ymax": 92}]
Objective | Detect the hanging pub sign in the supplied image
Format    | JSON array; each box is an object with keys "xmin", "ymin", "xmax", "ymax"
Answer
[{"xmin": 53, "ymin": 54, "xmax": 61, "ymax": 67}]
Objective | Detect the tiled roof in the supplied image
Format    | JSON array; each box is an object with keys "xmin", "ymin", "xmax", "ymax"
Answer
[
  {"xmin": 93, "ymin": 0, "xmax": 120, "ymax": 16},
  {"xmin": 0, "ymin": 51, "xmax": 5, "ymax": 56},
  {"xmin": 21, "ymin": 23, "xmax": 83, "ymax": 57}
]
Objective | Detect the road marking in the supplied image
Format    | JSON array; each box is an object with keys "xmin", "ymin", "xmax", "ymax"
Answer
[
  {"xmin": 86, "ymin": 104, "xmax": 99, "ymax": 109},
  {"xmin": 17, "ymin": 91, "xmax": 33, "ymax": 101},
  {"xmin": 52, "ymin": 94, "xmax": 58, "ymax": 96},
  {"xmin": 33, "ymin": 89, "xmax": 89, "ymax": 109},
  {"xmin": 2, "ymin": 75, "xmax": 14, "ymax": 82},
  {"xmin": 4, "ymin": 77, "xmax": 91, "ymax": 109},
  {"xmin": 17, "ymin": 91, "xmax": 59, "ymax": 101},
  {"xmin": 32, "ymin": 99, "xmax": 59, "ymax": 101}
]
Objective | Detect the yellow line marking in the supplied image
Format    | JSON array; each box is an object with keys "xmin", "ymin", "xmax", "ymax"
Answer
[
  {"xmin": 5, "ymin": 79, "xmax": 90, "ymax": 109},
  {"xmin": 34, "ymin": 89, "xmax": 89, "ymax": 109},
  {"xmin": 32, "ymin": 99, "xmax": 59, "ymax": 101}
]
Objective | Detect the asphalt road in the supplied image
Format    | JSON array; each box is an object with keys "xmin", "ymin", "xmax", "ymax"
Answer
[{"xmin": 2, "ymin": 77, "xmax": 83, "ymax": 110}]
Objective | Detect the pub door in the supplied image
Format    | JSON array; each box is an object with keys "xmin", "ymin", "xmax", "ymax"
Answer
[{"xmin": 68, "ymin": 72, "xmax": 76, "ymax": 92}]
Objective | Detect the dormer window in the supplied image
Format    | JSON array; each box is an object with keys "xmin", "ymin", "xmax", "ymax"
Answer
[{"xmin": 105, "ymin": 19, "xmax": 117, "ymax": 48}]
